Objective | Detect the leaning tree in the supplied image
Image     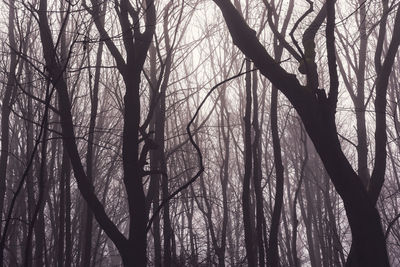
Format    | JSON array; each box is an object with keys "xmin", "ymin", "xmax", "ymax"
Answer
[{"xmin": 212, "ymin": 0, "xmax": 400, "ymax": 266}]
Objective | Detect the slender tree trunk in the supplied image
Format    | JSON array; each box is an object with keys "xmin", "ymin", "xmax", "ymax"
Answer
[
  {"xmin": 81, "ymin": 19, "xmax": 104, "ymax": 267},
  {"xmin": 148, "ymin": 41, "xmax": 162, "ymax": 267},
  {"xmin": 266, "ymin": 16, "xmax": 292, "ymax": 264},
  {"xmin": 25, "ymin": 62, "xmax": 35, "ymax": 267},
  {"xmin": 24, "ymin": 81, "xmax": 51, "ymax": 267},
  {"xmin": 323, "ymin": 174, "xmax": 345, "ymax": 266},
  {"xmin": 299, "ymin": 192, "xmax": 318, "ymax": 267},
  {"xmin": 242, "ymin": 60, "xmax": 256, "ymax": 266},
  {"xmin": 251, "ymin": 70, "xmax": 265, "ymax": 267},
  {"xmin": 0, "ymin": 1, "xmax": 17, "ymax": 251},
  {"xmin": 267, "ymin": 85, "xmax": 285, "ymax": 267},
  {"xmin": 219, "ymin": 89, "xmax": 230, "ymax": 267},
  {"xmin": 57, "ymin": 182, "xmax": 65, "ymax": 267},
  {"xmin": 58, "ymin": 148, "xmax": 70, "ymax": 267},
  {"xmin": 64, "ymin": 153, "xmax": 72, "ymax": 267},
  {"xmin": 57, "ymin": 7, "xmax": 69, "ymax": 266}
]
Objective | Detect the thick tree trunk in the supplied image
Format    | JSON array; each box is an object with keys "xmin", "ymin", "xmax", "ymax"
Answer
[
  {"xmin": 303, "ymin": 111, "xmax": 389, "ymax": 267},
  {"xmin": 123, "ymin": 73, "xmax": 147, "ymax": 267},
  {"xmin": 211, "ymin": 0, "xmax": 400, "ymax": 265}
]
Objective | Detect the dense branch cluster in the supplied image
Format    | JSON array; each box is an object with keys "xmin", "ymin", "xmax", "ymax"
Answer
[{"xmin": 0, "ymin": 0, "xmax": 399, "ymax": 266}]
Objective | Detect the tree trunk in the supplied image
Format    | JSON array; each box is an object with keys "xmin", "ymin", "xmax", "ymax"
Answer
[
  {"xmin": 212, "ymin": 1, "xmax": 400, "ymax": 265},
  {"xmin": 148, "ymin": 40, "xmax": 162, "ymax": 267},
  {"xmin": 81, "ymin": 19, "xmax": 104, "ymax": 267},
  {"xmin": 64, "ymin": 153, "xmax": 72, "ymax": 267},
  {"xmin": 0, "ymin": 0, "xmax": 17, "ymax": 251},
  {"xmin": 242, "ymin": 60, "xmax": 256, "ymax": 266},
  {"xmin": 251, "ymin": 70, "xmax": 266, "ymax": 267},
  {"xmin": 267, "ymin": 85, "xmax": 284, "ymax": 267}
]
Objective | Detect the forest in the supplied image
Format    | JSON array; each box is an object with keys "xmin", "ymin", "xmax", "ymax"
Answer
[{"xmin": 0, "ymin": 0, "xmax": 399, "ymax": 266}]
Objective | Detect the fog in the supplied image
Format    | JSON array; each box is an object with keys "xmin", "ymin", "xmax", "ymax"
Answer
[{"xmin": 0, "ymin": 0, "xmax": 399, "ymax": 266}]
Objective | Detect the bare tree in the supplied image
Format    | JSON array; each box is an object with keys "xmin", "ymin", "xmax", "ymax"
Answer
[{"xmin": 212, "ymin": 0, "xmax": 400, "ymax": 265}]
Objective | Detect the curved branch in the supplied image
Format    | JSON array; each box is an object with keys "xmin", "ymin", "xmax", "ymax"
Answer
[
  {"xmin": 146, "ymin": 65, "xmax": 258, "ymax": 232},
  {"xmin": 289, "ymin": 0, "xmax": 313, "ymax": 59}
]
